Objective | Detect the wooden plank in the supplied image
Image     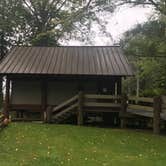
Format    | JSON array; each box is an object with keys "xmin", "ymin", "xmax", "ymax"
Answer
[
  {"xmin": 84, "ymin": 108, "xmax": 120, "ymax": 113},
  {"xmin": 53, "ymin": 103, "xmax": 78, "ymax": 119},
  {"xmin": 10, "ymin": 104, "xmax": 42, "ymax": 111},
  {"xmin": 41, "ymin": 80, "xmax": 47, "ymax": 121},
  {"xmin": 128, "ymin": 96, "xmax": 153, "ymax": 103},
  {"xmin": 84, "ymin": 102, "xmax": 121, "ymax": 108},
  {"xmin": 52, "ymin": 95, "xmax": 78, "ymax": 113},
  {"xmin": 12, "ymin": 118, "xmax": 41, "ymax": 122},
  {"xmin": 77, "ymin": 91, "xmax": 84, "ymax": 125},
  {"xmin": 128, "ymin": 104, "xmax": 153, "ymax": 112},
  {"xmin": 45, "ymin": 106, "xmax": 52, "ymax": 123},
  {"xmin": 85, "ymin": 94, "xmax": 121, "ymax": 100},
  {"xmin": 153, "ymin": 96, "xmax": 161, "ymax": 134},
  {"xmin": 117, "ymin": 78, "xmax": 122, "ymax": 95},
  {"xmin": 41, "ymin": 80, "xmax": 47, "ymax": 112},
  {"xmin": 120, "ymin": 94, "xmax": 128, "ymax": 128},
  {"xmin": 127, "ymin": 109, "xmax": 153, "ymax": 118}
]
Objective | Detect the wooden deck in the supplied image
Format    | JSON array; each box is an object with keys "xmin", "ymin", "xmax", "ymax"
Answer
[
  {"xmin": 4, "ymin": 92, "xmax": 166, "ymax": 134},
  {"xmin": 126, "ymin": 96, "xmax": 166, "ymax": 120},
  {"xmin": 127, "ymin": 109, "xmax": 166, "ymax": 120}
]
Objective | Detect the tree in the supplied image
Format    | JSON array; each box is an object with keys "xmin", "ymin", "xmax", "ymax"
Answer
[
  {"xmin": 1, "ymin": 0, "xmax": 115, "ymax": 49},
  {"xmin": 121, "ymin": 19, "xmax": 166, "ymax": 96},
  {"xmin": 115, "ymin": 0, "xmax": 166, "ymax": 15},
  {"xmin": 0, "ymin": 0, "xmax": 24, "ymax": 60}
]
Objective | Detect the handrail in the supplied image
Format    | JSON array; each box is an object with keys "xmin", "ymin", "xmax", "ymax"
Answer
[
  {"xmin": 128, "ymin": 96, "xmax": 154, "ymax": 103},
  {"xmin": 84, "ymin": 102, "xmax": 121, "ymax": 108},
  {"xmin": 52, "ymin": 95, "xmax": 78, "ymax": 113},
  {"xmin": 53, "ymin": 103, "xmax": 78, "ymax": 119},
  {"xmin": 85, "ymin": 94, "xmax": 121, "ymax": 100},
  {"xmin": 49, "ymin": 93, "xmax": 162, "ymax": 119},
  {"xmin": 128, "ymin": 104, "xmax": 153, "ymax": 112}
]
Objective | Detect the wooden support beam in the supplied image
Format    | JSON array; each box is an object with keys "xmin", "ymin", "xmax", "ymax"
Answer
[
  {"xmin": 45, "ymin": 106, "xmax": 52, "ymax": 123},
  {"xmin": 153, "ymin": 96, "xmax": 161, "ymax": 134},
  {"xmin": 4, "ymin": 76, "xmax": 10, "ymax": 119},
  {"xmin": 77, "ymin": 91, "xmax": 84, "ymax": 125},
  {"xmin": 117, "ymin": 78, "xmax": 122, "ymax": 95},
  {"xmin": 115, "ymin": 82, "xmax": 118, "ymax": 96},
  {"xmin": 120, "ymin": 94, "xmax": 128, "ymax": 128},
  {"xmin": 41, "ymin": 80, "xmax": 47, "ymax": 121}
]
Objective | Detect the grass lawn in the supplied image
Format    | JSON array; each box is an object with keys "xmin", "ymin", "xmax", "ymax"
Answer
[{"xmin": 0, "ymin": 123, "xmax": 166, "ymax": 166}]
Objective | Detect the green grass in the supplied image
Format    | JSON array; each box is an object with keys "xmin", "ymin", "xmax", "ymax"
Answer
[{"xmin": 0, "ymin": 123, "xmax": 166, "ymax": 166}]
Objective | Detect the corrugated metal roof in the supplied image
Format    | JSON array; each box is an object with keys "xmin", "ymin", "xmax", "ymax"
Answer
[{"xmin": 0, "ymin": 46, "xmax": 133, "ymax": 76}]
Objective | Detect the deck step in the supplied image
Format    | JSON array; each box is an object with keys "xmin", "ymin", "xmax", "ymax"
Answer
[{"xmin": 52, "ymin": 103, "xmax": 78, "ymax": 123}]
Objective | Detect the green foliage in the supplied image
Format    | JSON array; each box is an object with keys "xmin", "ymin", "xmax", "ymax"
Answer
[
  {"xmin": 116, "ymin": 0, "xmax": 166, "ymax": 15},
  {"xmin": 0, "ymin": 0, "xmax": 23, "ymax": 58},
  {"xmin": 0, "ymin": 0, "xmax": 115, "ymax": 51},
  {"xmin": 122, "ymin": 20, "xmax": 166, "ymax": 56},
  {"xmin": 1, "ymin": 123, "xmax": 166, "ymax": 166},
  {"xmin": 141, "ymin": 88, "xmax": 166, "ymax": 97},
  {"xmin": 31, "ymin": 31, "xmax": 59, "ymax": 46},
  {"xmin": 121, "ymin": 19, "xmax": 166, "ymax": 96}
]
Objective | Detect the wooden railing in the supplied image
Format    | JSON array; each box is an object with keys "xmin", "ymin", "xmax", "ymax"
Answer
[
  {"xmin": 44, "ymin": 94, "xmax": 79, "ymax": 123},
  {"xmin": 52, "ymin": 95, "xmax": 79, "ymax": 113},
  {"xmin": 44, "ymin": 92, "xmax": 166, "ymax": 134},
  {"xmin": 83, "ymin": 94, "xmax": 121, "ymax": 112},
  {"xmin": 128, "ymin": 96, "xmax": 154, "ymax": 112},
  {"xmin": 127, "ymin": 95, "xmax": 166, "ymax": 134}
]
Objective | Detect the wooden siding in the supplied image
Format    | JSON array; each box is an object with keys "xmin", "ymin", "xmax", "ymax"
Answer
[
  {"xmin": 11, "ymin": 81, "xmax": 41, "ymax": 105},
  {"xmin": 47, "ymin": 81, "xmax": 78, "ymax": 105},
  {"xmin": 10, "ymin": 76, "xmax": 121, "ymax": 109}
]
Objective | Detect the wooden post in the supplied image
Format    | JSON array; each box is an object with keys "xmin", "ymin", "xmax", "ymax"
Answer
[
  {"xmin": 117, "ymin": 78, "xmax": 122, "ymax": 95},
  {"xmin": 115, "ymin": 82, "xmax": 118, "ymax": 96},
  {"xmin": 45, "ymin": 106, "xmax": 52, "ymax": 123},
  {"xmin": 41, "ymin": 80, "xmax": 47, "ymax": 121},
  {"xmin": 120, "ymin": 94, "xmax": 128, "ymax": 128},
  {"xmin": 4, "ymin": 76, "xmax": 10, "ymax": 119},
  {"xmin": 77, "ymin": 91, "xmax": 84, "ymax": 125},
  {"xmin": 153, "ymin": 96, "xmax": 161, "ymax": 134}
]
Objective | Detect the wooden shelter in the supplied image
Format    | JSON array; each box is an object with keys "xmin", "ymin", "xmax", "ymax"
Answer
[{"xmin": 0, "ymin": 46, "xmax": 133, "ymax": 122}]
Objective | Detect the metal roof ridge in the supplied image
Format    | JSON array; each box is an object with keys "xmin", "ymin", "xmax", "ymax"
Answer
[{"xmin": 11, "ymin": 45, "xmax": 121, "ymax": 48}]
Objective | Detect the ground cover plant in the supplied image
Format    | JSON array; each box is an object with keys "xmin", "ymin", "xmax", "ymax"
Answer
[{"xmin": 0, "ymin": 123, "xmax": 166, "ymax": 166}]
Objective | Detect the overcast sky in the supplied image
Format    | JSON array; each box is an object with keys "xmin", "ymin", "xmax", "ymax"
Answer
[{"xmin": 67, "ymin": 6, "xmax": 153, "ymax": 46}]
